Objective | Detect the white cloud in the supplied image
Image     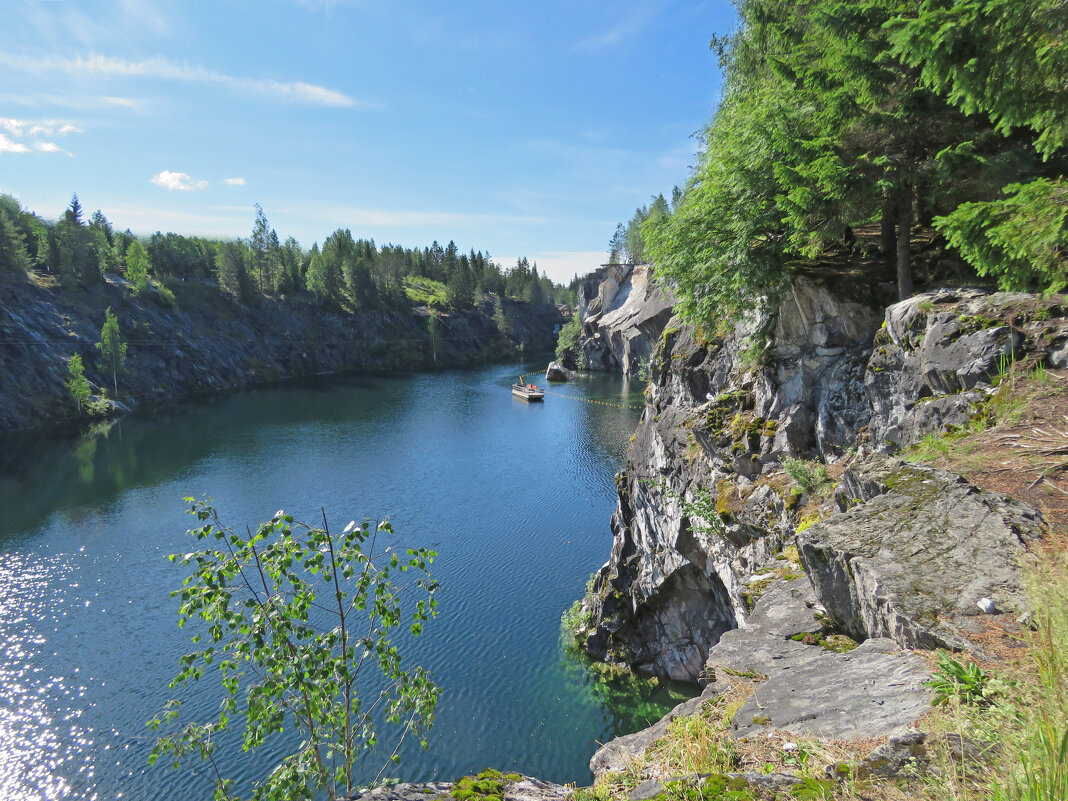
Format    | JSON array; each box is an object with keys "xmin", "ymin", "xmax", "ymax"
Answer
[
  {"xmin": 151, "ymin": 170, "xmax": 208, "ymax": 191},
  {"xmin": 35, "ymin": 141, "xmax": 70, "ymax": 155},
  {"xmin": 26, "ymin": 121, "xmax": 83, "ymax": 136},
  {"xmin": 19, "ymin": 0, "xmax": 170, "ymax": 48},
  {"xmin": 0, "ymin": 118, "xmax": 25, "ymax": 136},
  {"xmin": 0, "ymin": 134, "xmax": 30, "ymax": 154},
  {"xmin": 224, "ymin": 177, "xmax": 246, "ymax": 186},
  {"xmin": 0, "ymin": 52, "xmax": 358, "ymax": 108},
  {"xmin": 1, "ymin": 117, "xmax": 83, "ymax": 137},
  {"xmin": 103, "ymin": 96, "xmax": 138, "ymax": 108}
]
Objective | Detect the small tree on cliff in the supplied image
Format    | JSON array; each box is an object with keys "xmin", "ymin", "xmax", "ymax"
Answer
[
  {"xmin": 95, "ymin": 307, "xmax": 127, "ymax": 396},
  {"xmin": 150, "ymin": 501, "xmax": 440, "ymax": 801},
  {"xmin": 65, "ymin": 353, "xmax": 92, "ymax": 414}
]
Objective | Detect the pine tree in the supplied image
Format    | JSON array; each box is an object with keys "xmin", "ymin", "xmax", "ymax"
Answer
[
  {"xmin": 306, "ymin": 241, "xmax": 343, "ymax": 307},
  {"xmin": 0, "ymin": 207, "xmax": 32, "ymax": 273},
  {"xmin": 215, "ymin": 241, "xmax": 252, "ymax": 302}
]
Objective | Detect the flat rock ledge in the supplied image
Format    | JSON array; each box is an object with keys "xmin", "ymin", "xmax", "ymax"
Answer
[
  {"xmin": 707, "ymin": 579, "xmax": 931, "ymax": 743},
  {"xmin": 351, "ymin": 776, "xmax": 570, "ymax": 801},
  {"xmin": 591, "ymin": 578, "xmax": 933, "ymax": 780}
]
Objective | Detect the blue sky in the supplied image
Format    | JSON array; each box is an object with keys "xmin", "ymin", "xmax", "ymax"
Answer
[{"xmin": 0, "ymin": 0, "xmax": 735, "ymax": 284}]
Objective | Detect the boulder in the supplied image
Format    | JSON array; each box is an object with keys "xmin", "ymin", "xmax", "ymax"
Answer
[
  {"xmin": 799, "ymin": 457, "xmax": 1045, "ymax": 651},
  {"xmin": 546, "ymin": 361, "xmax": 576, "ymax": 382}
]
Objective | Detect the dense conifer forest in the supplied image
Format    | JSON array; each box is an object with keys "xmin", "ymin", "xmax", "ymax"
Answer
[{"xmin": 0, "ymin": 194, "xmax": 578, "ymax": 313}]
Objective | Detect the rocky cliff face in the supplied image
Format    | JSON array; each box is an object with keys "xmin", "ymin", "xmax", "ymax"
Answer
[
  {"xmin": 0, "ymin": 275, "xmax": 561, "ymax": 435},
  {"xmin": 577, "ymin": 264, "xmax": 675, "ymax": 376},
  {"xmin": 575, "ymin": 273, "xmax": 1065, "ymax": 683}
]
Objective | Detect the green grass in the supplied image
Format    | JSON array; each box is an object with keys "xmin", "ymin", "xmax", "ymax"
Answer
[
  {"xmin": 781, "ymin": 456, "xmax": 831, "ymax": 494},
  {"xmin": 991, "ymin": 551, "xmax": 1068, "ymax": 801},
  {"xmin": 403, "ymin": 276, "xmax": 447, "ymax": 306}
]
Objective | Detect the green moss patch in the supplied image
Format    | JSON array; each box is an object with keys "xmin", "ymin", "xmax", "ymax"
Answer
[{"xmin": 451, "ymin": 769, "xmax": 523, "ymax": 801}]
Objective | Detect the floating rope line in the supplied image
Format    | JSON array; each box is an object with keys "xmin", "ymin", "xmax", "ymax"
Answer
[{"xmin": 516, "ymin": 372, "xmax": 646, "ymax": 410}]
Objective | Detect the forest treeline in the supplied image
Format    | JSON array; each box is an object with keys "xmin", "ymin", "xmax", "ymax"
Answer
[
  {"xmin": 0, "ymin": 195, "xmax": 577, "ymax": 313},
  {"xmin": 611, "ymin": 0, "xmax": 1066, "ymax": 330}
]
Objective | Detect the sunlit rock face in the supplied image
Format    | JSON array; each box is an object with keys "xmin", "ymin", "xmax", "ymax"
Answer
[{"xmin": 578, "ymin": 264, "xmax": 675, "ymax": 377}]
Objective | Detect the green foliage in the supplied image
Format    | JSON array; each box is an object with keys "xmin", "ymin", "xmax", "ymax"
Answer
[
  {"xmin": 95, "ymin": 307, "xmax": 127, "ymax": 396},
  {"xmin": 150, "ymin": 501, "xmax": 440, "ymax": 801},
  {"xmin": 636, "ymin": 358, "xmax": 650, "ymax": 383},
  {"xmin": 215, "ymin": 241, "xmax": 254, "ymax": 302},
  {"xmin": 65, "ymin": 353, "xmax": 92, "ymax": 414},
  {"xmin": 125, "ymin": 240, "xmax": 151, "ymax": 294},
  {"xmin": 889, "ymin": 0, "xmax": 1068, "ymax": 159},
  {"xmin": 643, "ymin": 65, "xmax": 794, "ymax": 328},
  {"xmin": 248, "ymin": 203, "xmax": 280, "ymax": 294},
  {"xmin": 640, "ymin": 0, "xmax": 1067, "ymax": 333},
  {"xmin": 936, "ymin": 178, "xmax": 1067, "ymax": 294},
  {"xmin": 0, "ymin": 205, "xmax": 32, "ymax": 273},
  {"xmin": 927, "ymin": 651, "xmax": 992, "ymax": 706},
  {"xmin": 402, "ymin": 276, "xmax": 447, "ymax": 307},
  {"xmin": 988, "ymin": 551, "xmax": 1068, "ymax": 801},
  {"xmin": 554, "ymin": 316, "xmax": 586, "ymax": 369},
  {"xmin": 561, "ymin": 598, "xmax": 593, "ymax": 642},
  {"xmin": 780, "ymin": 457, "xmax": 830, "ymax": 494}
]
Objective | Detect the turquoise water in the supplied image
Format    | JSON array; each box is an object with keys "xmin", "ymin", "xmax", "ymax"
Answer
[{"xmin": 0, "ymin": 362, "xmax": 687, "ymax": 800}]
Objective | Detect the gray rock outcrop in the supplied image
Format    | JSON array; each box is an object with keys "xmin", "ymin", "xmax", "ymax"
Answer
[
  {"xmin": 866, "ymin": 289, "xmax": 1068, "ymax": 451},
  {"xmin": 799, "ymin": 457, "xmax": 1045, "ymax": 651},
  {"xmin": 577, "ymin": 273, "xmax": 890, "ymax": 681},
  {"xmin": 578, "ymin": 264, "xmax": 675, "ymax": 376},
  {"xmin": 708, "ymin": 579, "xmax": 931, "ymax": 743},
  {"xmin": 353, "ymin": 776, "xmax": 570, "ymax": 801}
]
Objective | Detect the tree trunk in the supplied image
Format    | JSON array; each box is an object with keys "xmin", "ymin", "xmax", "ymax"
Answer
[
  {"xmin": 896, "ymin": 187, "xmax": 914, "ymax": 301},
  {"xmin": 881, "ymin": 195, "xmax": 896, "ymax": 257}
]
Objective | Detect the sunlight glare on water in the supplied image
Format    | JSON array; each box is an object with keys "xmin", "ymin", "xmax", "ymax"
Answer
[{"xmin": 0, "ymin": 362, "xmax": 688, "ymax": 799}]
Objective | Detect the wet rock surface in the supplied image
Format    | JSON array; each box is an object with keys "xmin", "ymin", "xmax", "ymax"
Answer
[{"xmin": 546, "ymin": 360, "xmax": 576, "ymax": 381}]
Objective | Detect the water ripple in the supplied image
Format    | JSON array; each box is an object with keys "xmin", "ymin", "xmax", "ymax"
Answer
[{"xmin": 0, "ymin": 363, "xmax": 677, "ymax": 797}]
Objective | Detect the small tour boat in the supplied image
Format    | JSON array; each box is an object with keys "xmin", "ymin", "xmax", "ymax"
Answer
[{"xmin": 512, "ymin": 379, "xmax": 545, "ymax": 401}]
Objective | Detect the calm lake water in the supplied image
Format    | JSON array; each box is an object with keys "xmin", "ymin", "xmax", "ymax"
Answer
[{"xmin": 0, "ymin": 361, "xmax": 688, "ymax": 800}]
